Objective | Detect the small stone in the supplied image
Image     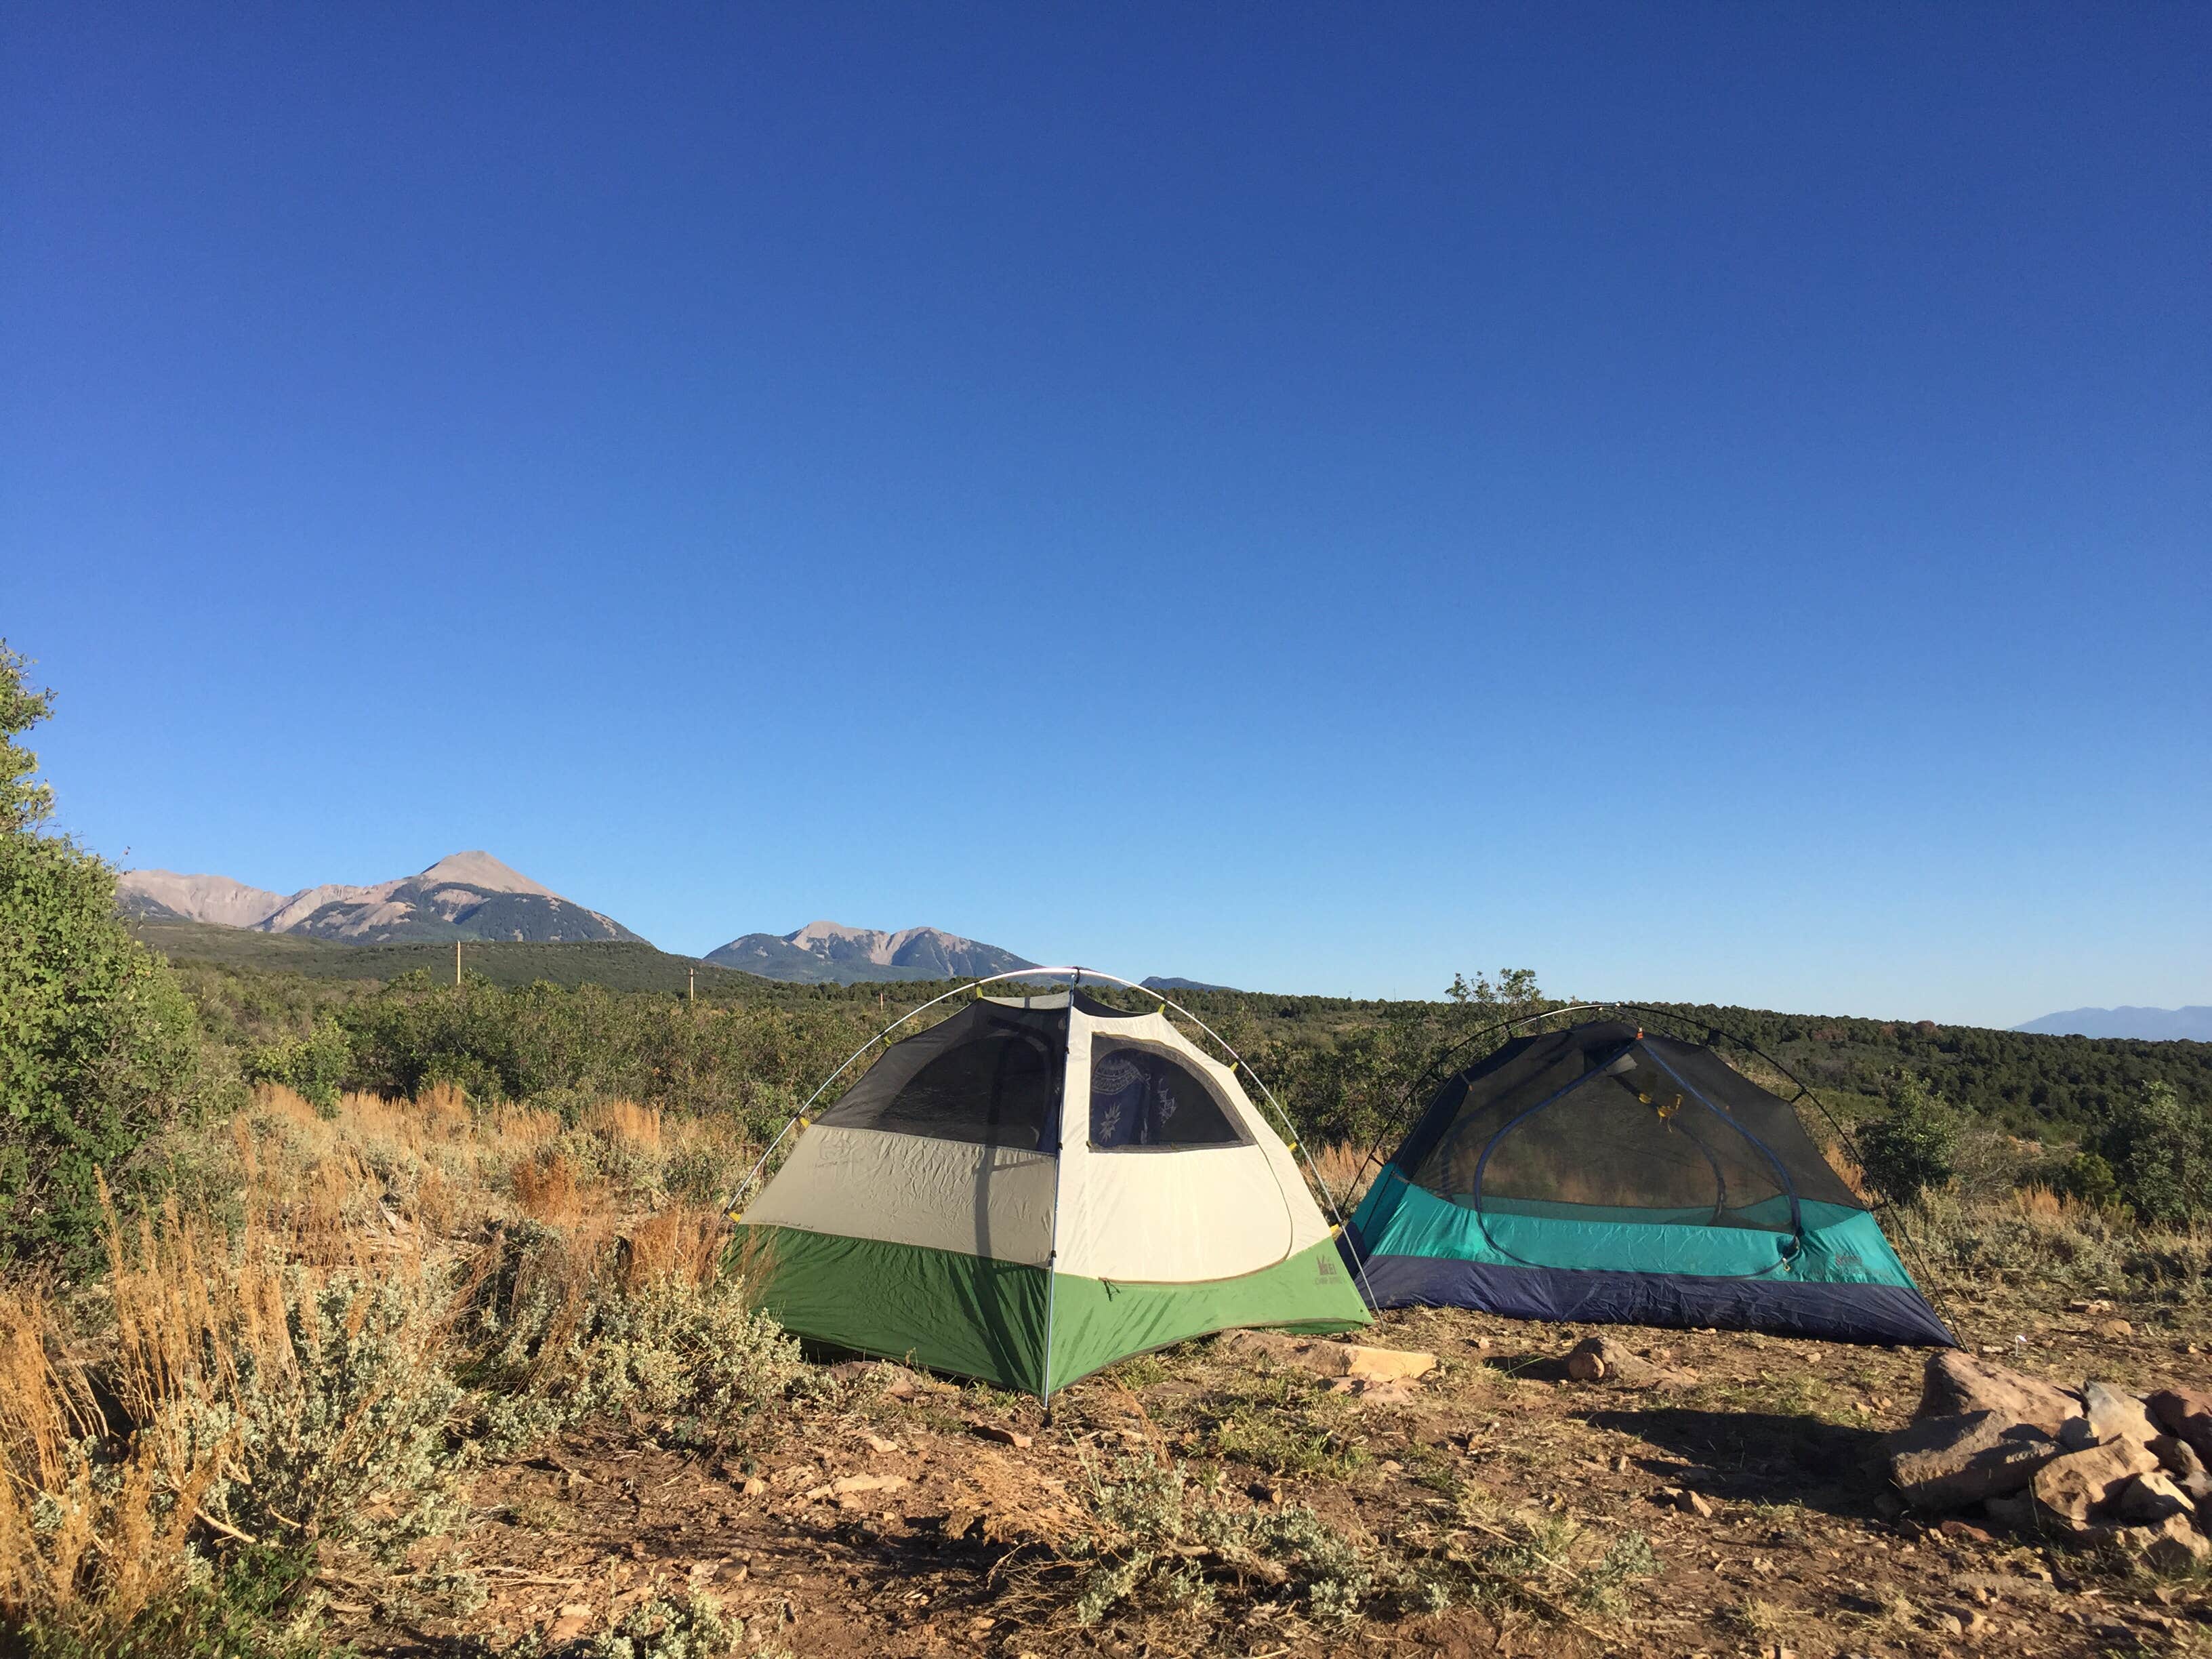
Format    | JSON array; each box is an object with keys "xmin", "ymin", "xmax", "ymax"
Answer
[
  {"xmin": 1214, "ymin": 1328, "xmax": 1436, "ymax": 1380},
  {"xmin": 863, "ymin": 1433, "xmax": 901, "ymax": 1454},
  {"xmin": 830, "ymin": 1473, "xmax": 909, "ymax": 1496},
  {"xmin": 2093, "ymin": 1317, "xmax": 2134, "ymax": 1339},
  {"xmin": 548, "ymin": 1604, "xmax": 595, "ymax": 1641},
  {"xmin": 2057, "ymin": 1416, "xmax": 2097, "ymax": 1451},
  {"xmin": 1342, "ymin": 1343, "xmax": 1438, "ymax": 1382},
  {"xmin": 828, "ymin": 1359, "xmax": 937, "ymax": 1398},
  {"xmin": 1565, "ymin": 1335, "xmax": 1692, "ymax": 1386},
  {"xmin": 971, "ymin": 1424, "xmax": 1033, "ymax": 1449},
  {"xmin": 2067, "ymin": 1298, "xmax": 2114, "ymax": 1315},
  {"xmin": 741, "ymin": 1476, "xmax": 767, "ymax": 1496}
]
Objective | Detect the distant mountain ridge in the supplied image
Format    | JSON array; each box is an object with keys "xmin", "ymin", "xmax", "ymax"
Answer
[
  {"xmin": 704, "ymin": 920, "xmax": 1037, "ymax": 984},
  {"xmin": 117, "ymin": 852, "xmax": 644, "ymax": 946},
  {"xmin": 2013, "ymin": 1006, "xmax": 2212, "ymax": 1042}
]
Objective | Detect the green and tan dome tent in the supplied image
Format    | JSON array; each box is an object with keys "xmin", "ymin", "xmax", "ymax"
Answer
[{"xmin": 731, "ymin": 974, "xmax": 1370, "ymax": 1402}]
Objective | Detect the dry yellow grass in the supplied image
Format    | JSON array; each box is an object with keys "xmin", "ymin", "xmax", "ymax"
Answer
[
  {"xmin": 2011, "ymin": 1184, "xmax": 2089, "ymax": 1221},
  {"xmin": 0, "ymin": 1082, "xmax": 755, "ymax": 1639},
  {"xmin": 513, "ymin": 1150, "xmax": 586, "ymax": 1223},
  {"xmin": 1310, "ymin": 1141, "xmax": 1380, "ymax": 1209},
  {"xmin": 588, "ymin": 1097, "xmax": 663, "ymax": 1152},
  {"xmin": 617, "ymin": 1205, "xmax": 726, "ymax": 1292}
]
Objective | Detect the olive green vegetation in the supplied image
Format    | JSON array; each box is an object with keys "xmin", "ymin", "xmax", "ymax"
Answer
[
  {"xmin": 0, "ymin": 643, "xmax": 212, "ymax": 1267},
  {"xmin": 129, "ymin": 918, "xmax": 774, "ymax": 995},
  {"xmin": 150, "ymin": 943, "xmax": 2212, "ymax": 1221},
  {"xmin": 142, "ymin": 893, "xmax": 2212, "ymax": 1161},
  {"xmin": 1854, "ymin": 1076, "xmax": 1960, "ymax": 1204}
]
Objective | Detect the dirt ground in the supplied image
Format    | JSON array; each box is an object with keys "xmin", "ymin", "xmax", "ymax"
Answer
[{"xmin": 350, "ymin": 1290, "xmax": 2212, "ymax": 1659}]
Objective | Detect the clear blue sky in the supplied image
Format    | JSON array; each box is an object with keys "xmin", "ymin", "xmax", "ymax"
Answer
[{"xmin": 4, "ymin": 5, "xmax": 2206, "ymax": 1027}]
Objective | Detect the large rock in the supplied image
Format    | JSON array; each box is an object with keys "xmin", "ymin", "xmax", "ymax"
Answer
[
  {"xmin": 2081, "ymin": 1380, "xmax": 2160, "ymax": 1449},
  {"xmin": 2139, "ymin": 1513, "xmax": 2212, "ymax": 1572},
  {"xmin": 1916, "ymin": 1353, "xmax": 2079, "ymax": 1435},
  {"xmin": 2148, "ymin": 1388, "xmax": 2212, "ymax": 1465},
  {"xmin": 2030, "ymin": 1439, "xmax": 2163, "ymax": 1525},
  {"xmin": 2150, "ymin": 1433, "xmax": 2205, "ymax": 1481},
  {"xmin": 1885, "ymin": 1412, "xmax": 2063, "ymax": 1511},
  {"xmin": 2110, "ymin": 1471, "xmax": 2192, "ymax": 1526}
]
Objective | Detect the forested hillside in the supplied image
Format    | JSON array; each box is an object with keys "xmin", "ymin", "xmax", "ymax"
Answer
[{"xmin": 144, "ymin": 930, "xmax": 2211, "ymax": 1163}]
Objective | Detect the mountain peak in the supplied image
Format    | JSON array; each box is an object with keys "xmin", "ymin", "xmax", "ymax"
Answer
[
  {"xmin": 788, "ymin": 919, "xmax": 879, "ymax": 947},
  {"xmin": 2013, "ymin": 1006, "xmax": 2212, "ymax": 1042},
  {"xmin": 706, "ymin": 920, "xmax": 1038, "ymax": 984},
  {"xmin": 119, "ymin": 853, "xmax": 640, "ymax": 945},
  {"xmin": 416, "ymin": 851, "xmax": 555, "ymax": 897}
]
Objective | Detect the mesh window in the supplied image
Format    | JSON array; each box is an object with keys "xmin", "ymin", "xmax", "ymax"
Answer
[
  {"xmin": 817, "ymin": 1002, "xmax": 1067, "ymax": 1150},
  {"xmin": 1399, "ymin": 1023, "xmax": 1858, "ymax": 1231},
  {"xmin": 1447, "ymin": 1066, "xmax": 1792, "ymax": 1229},
  {"xmin": 1088, "ymin": 1040, "xmax": 1244, "ymax": 1149}
]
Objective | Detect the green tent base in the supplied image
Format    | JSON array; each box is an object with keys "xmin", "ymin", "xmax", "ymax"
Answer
[{"xmin": 745, "ymin": 1224, "xmax": 1369, "ymax": 1395}]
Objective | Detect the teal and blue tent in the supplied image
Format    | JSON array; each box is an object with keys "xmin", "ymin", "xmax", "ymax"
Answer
[{"xmin": 1345, "ymin": 1021, "xmax": 1954, "ymax": 1347}]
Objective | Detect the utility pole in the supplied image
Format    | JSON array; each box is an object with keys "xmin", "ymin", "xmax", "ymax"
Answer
[
  {"xmin": 689, "ymin": 964, "xmax": 696, "ymax": 1003},
  {"xmin": 454, "ymin": 939, "xmax": 462, "ymax": 987}
]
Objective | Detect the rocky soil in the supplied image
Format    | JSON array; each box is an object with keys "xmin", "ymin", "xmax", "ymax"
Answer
[{"xmin": 351, "ymin": 1295, "xmax": 2212, "ymax": 1659}]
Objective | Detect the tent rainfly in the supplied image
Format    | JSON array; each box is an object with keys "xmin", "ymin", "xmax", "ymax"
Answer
[
  {"xmin": 737, "ymin": 987, "xmax": 1370, "ymax": 1399},
  {"xmin": 1345, "ymin": 1021, "xmax": 1956, "ymax": 1347}
]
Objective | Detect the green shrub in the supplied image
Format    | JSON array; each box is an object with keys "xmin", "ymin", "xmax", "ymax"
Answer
[
  {"xmin": 241, "ymin": 1017, "xmax": 352, "ymax": 1111},
  {"xmin": 1067, "ymin": 1455, "xmax": 1376, "ymax": 1630},
  {"xmin": 2057, "ymin": 1150, "xmax": 2123, "ymax": 1211},
  {"xmin": 18, "ymin": 1543, "xmax": 329, "ymax": 1659},
  {"xmin": 2100, "ymin": 1080, "xmax": 2212, "ymax": 1227},
  {"xmin": 1857, "ymin": 1076, "xmax": 1959, "ymax": 1204},
  {"xmin": 590, "ymin": 1589, "xmax": 745, "ymax": 1659},
  {"xmin": 200, "ymin": 1267, "xmax": 470, "ymax": 1565},
  {"xmin": 0, "ymin": 644, "xmax": 206, "ymax": 1267},
  {"xmin": 469, "ymin": 1227, "xmax": 813, "ymax": 1453}
]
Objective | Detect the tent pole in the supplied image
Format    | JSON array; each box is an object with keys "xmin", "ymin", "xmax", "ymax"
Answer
[{"xmin": 1038, "ymin": 970, "xmax": 1078, "ymax": 1420}]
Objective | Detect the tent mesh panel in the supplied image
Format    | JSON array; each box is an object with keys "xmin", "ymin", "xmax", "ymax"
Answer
[
  {"xmin": 1398, "ymin": 1022, "xmax": 1859, "ymax": 1231},
  {"xmin": 818, "ymin": 1002, "xmax": 1066, "ymax": 1150},
  {"xmin": 1088, "ymin": 1040, "xmax": 1244, "ymax": 1149}
]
